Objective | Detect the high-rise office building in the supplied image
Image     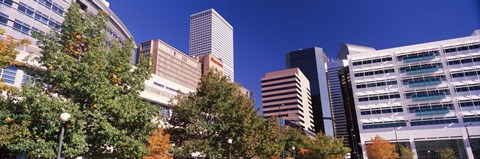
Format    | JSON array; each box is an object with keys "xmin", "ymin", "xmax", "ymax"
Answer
[
  {"xmin": 0, "ymin": 0, "xmax": 133, "ymax": 87},
  {"xmin": 338, "ymin": 66, "xmax": 362, "ymax": 159},
  {"xmin": 326, "ymin": 59, "xmax": 349, "ymax": 140},
  {"xmin": 335, "ymin": 44, "xmax": 375, "ymax": 159},
  {"xmin": 138, "ymin": 40, "xmax": 202, "ymax": 119},
  {"xmin": 261, "ymin": 68, "xmax": 315, "ymax": 132},
  {"xmin": 286, "ymin": 47, "xmax": 333, "ymax": 135},
  {"xmin": 347, "ymin": 30, "xmax": 480, "ymax": 159},
  {"xmin": 189, "ymin": 9, "xmax": 234, "ymax": 81}
]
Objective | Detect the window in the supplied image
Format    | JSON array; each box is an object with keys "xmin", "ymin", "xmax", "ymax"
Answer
[
  {"xmin": 0, "ymin": 0, "xmax": 13, "ymax": 6},
  {"xmin": 382, "ymin": 57, "xmax": 393, "ymax": 61},
  {"xmin": 469, "ymin": 44, "xmax": 480, "ymax": 50},
  {"xmin": 13, "ymin": 20, "xmax": 31, "ymax": 34},
  {"xmin": 18, "ymin": 3, "xmax": 35, "ymax": 17},
  {"xmin": 458, "ymin": 46, "xmax": 469, "ymax": 51},
  {"xmin": 0, "ymin": 12, "xmax": 8, "ymax": 25},
  {"xmin": 0, "ymin": 66, "xmax": 17, "ymax": 84}
]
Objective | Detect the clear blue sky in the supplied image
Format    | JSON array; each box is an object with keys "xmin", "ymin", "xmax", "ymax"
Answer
[{"xmin": 110, "ymin": 0, "xmax": 480, "ymax": 109}]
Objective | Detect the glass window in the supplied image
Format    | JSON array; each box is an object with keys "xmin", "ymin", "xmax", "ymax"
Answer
[
  {"xmin": 364, "ymin": 71, "xmax": 374, "ymax": 76},
  {"xmin": 470, "ymin": 86, "xmax": 480, "ymax": 91},
  {"xmin": 363, "ymin": 60, "xmax": 372, "ymax": 65},
  {"xmin": 367, "ymin": 83, "xmax": 376, "ymax": 87},
  {"xmin": 0, "ymin": 12, "xmax": 8, "ymax": 24},
  {"xmin": 444, "ymin": 48, "xmax": 457, "ymax": 53},
  {"xmin": 372, "ymin": 59, "xmax": 382, "ymax": 63},
  {"xmin": 1, "ymin": 0, "xmax": 13, "ymax": 6},
  {"xmin": 382, "ymin": 57, "xmax": 393, "ymax": 61},
  {"xmin": 374, "ymin": 70, "xmax": 384, "ymax": 75},
  {"xmin": 458, "ymin": 46, "xmax": 469, "ymax": 51},
  {"xmin": 461, "ymin": 58, "xmax": 473, "ymax": 64},
  {"xmin": 0, "ymin": 66, "xmax": 17, "ymax": 84},
  {"xmin": 377, "ymin": 82, "xmax": 387, "ymax": 86},
  {"xmin": 465, "ymin": 71, "xmax": 477, "ymax": 76},
  {"xmin": 469, "ymin": 44, "xmax": 480, "ymax": 50},
  {"xmin": 386, "ymin": 81, "xmax": 397, "ymax": 85}
]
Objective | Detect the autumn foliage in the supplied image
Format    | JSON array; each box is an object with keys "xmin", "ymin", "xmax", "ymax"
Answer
[
  {"xmin": 366, "ymin": 135, "xmax": 399, "ymax": 159},
  {"xmin": 144, "ymin": 128, "xmax": 172, "ymax": 159}
]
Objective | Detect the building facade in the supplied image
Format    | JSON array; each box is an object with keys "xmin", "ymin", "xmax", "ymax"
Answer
[
  {"xmin": 261, "ymin": 68, "xmax": 315, "ymax": 132},
  {"xmin": 189, "ymin": 9, "xmax": 234, "ymax": 81},
  {"xmin": 0, "ymin": 0, "xmax": 133, "ymax": 87},
  {"xmin": 326, "ymin": 59, "xmax": 349, "ymax": 141},
  {"xmin": 194, "ymin": 53, "xmax": 224, "ymax": 75},
  {"xmin": 138, "ymin": 40, "xmax": 202, "ymax": 118},
  {"xmin": 338, "ymin": 66, "xmax": 362, "ymax": 159},
  {"xmin": 286, "ymin": 47, "xmax": 333, "ymax": 135},
  {"xmin": 347, "ymin": 30, "xmax": 480, "ymax": 159}
]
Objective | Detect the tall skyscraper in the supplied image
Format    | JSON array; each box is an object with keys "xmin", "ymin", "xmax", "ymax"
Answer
[
  {"xmin": 286, "ymin": 47, "xmax": 333, "ymax": 135},
  {"xmin": 189, "ymin": 9, "xmax": 234, "ymax": 80},
  {"xmin": 338, "ymin": 66, "xmax": 362, "ymax": 159},
  {"xmin": 347, "ymin": 30, "xmax": 480, "ymax": 159},
  {"xmin": 326, "ymin": 59, "xmax": 349, "ymax": 140},
  {"xmin": 261, "ymin": 68, "xmax": 315, "ymax": 132}
]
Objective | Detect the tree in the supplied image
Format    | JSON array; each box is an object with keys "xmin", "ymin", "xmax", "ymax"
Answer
[
  {"xmin": 0, "ymin": 28, "xmax": 30, "ymax": 91},
  {"xmin": 144, "ymin": 128, "xmax": 172, "ymax": 159},
  {"xmin": 439, "ymin": 147, "xmax": 456, "ymax": 159},
  {"xmin": 366, "ymin": 135, "xmax": 399, "ymax": 159},
  {"xmin": 400, "ymin": 146, "xmax": 414, "ymax": 159},
  {"xmin": 166, "ymin": 69, "xmax": 281, "ymax": 158},
  {"xmin": 280, "ymin": 126, "xmax": 309, "ymax": 157},
  {"xmin": 0, "ymin": 28, "xmax": 30, "ymax": 68},
  {"xmin": 299, "ymin": 132, "xmax": 350, "ymax": 159},
  {"xmin": 0, "ymin": 3, "xmax": 157, "ymax": 158}
]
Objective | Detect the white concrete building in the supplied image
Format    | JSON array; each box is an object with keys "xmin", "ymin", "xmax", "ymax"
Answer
[
  {"xmin": 189, "ymin": 9, "xmax": 234, "ymax": 81},
  {"xmin": 347, "ymin": 29, "xmax": 480, "ymax": 159},
  {"xmin": 0, "ymin": 0, "xmax": 133, "ymax": 87}
]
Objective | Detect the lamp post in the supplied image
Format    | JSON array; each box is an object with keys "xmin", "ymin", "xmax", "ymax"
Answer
[
  {"xmin": 292, "ymin": 146, "xmax": 296, "ymax": 159},
  {"xmin": 465, "ymin": 123, "xmax": 476, "ymax": 157},
  {"xmin": 228, "ymin": 138, "xmax": 233, "ymax": 159},
  {"xmin": 57, "ymin": 113, "xmax": 70, "ymax": 159},
  {"xmin": 427, "ymin": 150, "xmax": 430, "ymax": 159}
]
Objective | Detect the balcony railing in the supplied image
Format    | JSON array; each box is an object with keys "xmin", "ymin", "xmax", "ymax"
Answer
[
  {"xmin": 415, "ymin": 108, "xmax": 449, "ymax": 116},
  {"xmin": 408, "ymin": 78, "xmax": 442, "ymax": 87},
  {"xmin": 412, "ymin": 92, "xmax": 446, "ymax": 101},
  {"xmin": 406, "ymin": 66, "xmax": 439, "ymax": 75},
  {"xmin": 403, "ymin": 54, "xmax": 435, "ymax": 63}
]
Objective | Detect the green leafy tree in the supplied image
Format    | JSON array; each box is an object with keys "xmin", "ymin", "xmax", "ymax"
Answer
[
  {"xmin": 299, "ymin": 132, "xmax": 350, "ymax": 159},
  {"xmin": 0, "ymin": 3, "xmax": 157, "ymax": 158},
  {"xmin": 280, "ymin": 126, "xmax": 309, "ymax": 157},
  {"xmin": 439, "ymin": 147, "xmax": 456, "ymax": 159},
  {"xmin": 166, "ymin": 70, "xmax": 281, "ymax": 158},
  {"xmin": 400, "ymin": 146, "xmax": 414, "ymax": 159}
]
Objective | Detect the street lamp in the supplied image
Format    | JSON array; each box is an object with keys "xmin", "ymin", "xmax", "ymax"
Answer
[
  {"xmin": 57, "ymin": 112, "xmax": 70, "ymax": 159},
  {"xmin": 228, "ymin": 138, "xmax": 233, "ymax": 159},
  {"xmin": 427, "ymin": 150, "xmax": 431, "ymax": 159},
  {"xmin": 465, "ymin": 123, "xmax": 476, "ymax": 157},
  {"xmin": 292, "ymin": 146, "xmax": 296, "ymax": 159}
]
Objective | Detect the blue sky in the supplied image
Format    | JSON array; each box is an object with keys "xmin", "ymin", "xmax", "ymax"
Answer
[{"xmin": 110, "ymin": 0, "xmax": 480, "ymax": 109}]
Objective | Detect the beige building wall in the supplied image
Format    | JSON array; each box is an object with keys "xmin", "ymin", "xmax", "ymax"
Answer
[
  {"xmin": 261, "ymin": 68, "xmax": 314, "ymax": 131},
  {"xmin": 139, "ymin": 40, "xmax": 202, "ymax": 91}
]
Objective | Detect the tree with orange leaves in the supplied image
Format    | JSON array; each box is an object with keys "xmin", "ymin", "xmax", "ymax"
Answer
[
  {"xmin": 366, "ymin": 135, "xmax": 399, "ymax": 159},
  {"xmin": 144, "ymin": 128, "xmax": 172, "ymax": 159}
]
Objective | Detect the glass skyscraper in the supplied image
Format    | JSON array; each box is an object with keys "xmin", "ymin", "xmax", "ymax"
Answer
[{"xmin": 286, "ymin": 47, "xmax": 333, "ymax": 135}]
